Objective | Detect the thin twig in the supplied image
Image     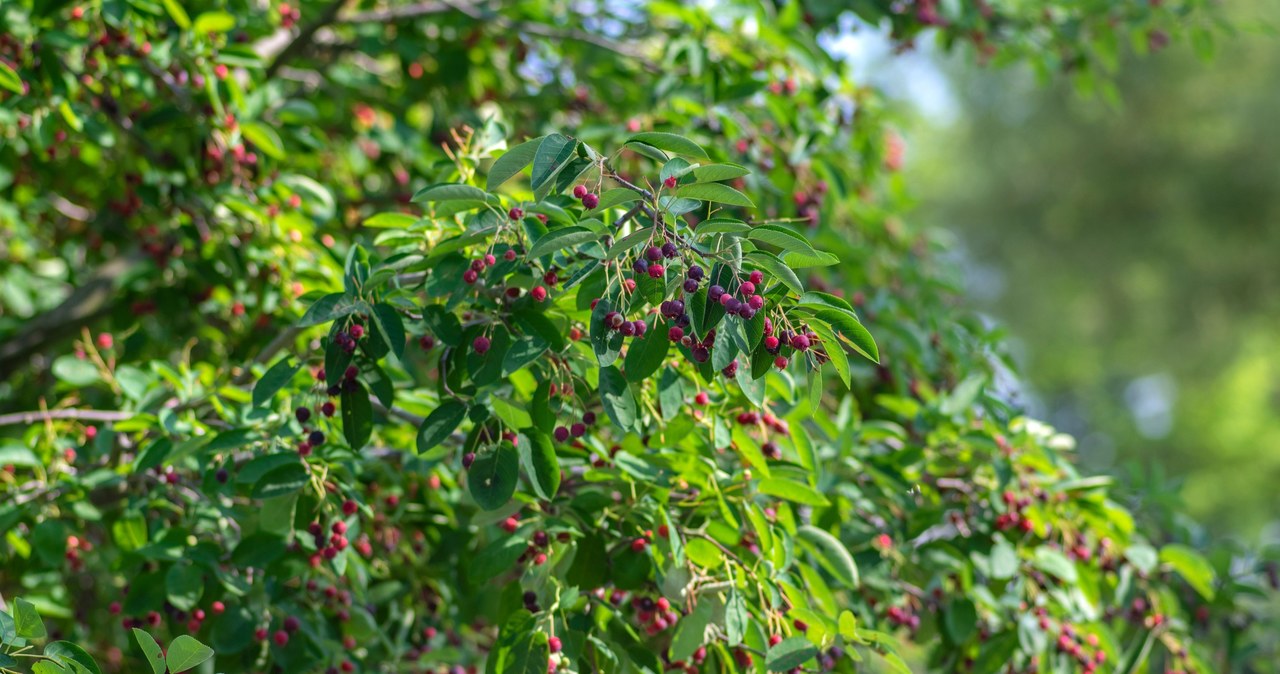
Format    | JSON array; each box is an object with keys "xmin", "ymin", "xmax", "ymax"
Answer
[{"xmin": 0, "ymin": 409, "xmax": 136, "ymax": 427}]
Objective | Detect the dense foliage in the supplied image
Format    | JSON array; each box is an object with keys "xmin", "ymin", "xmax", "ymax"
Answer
[{"xmin": 1, "ymin": 1, "xmax": 1275, "ymax": 673}]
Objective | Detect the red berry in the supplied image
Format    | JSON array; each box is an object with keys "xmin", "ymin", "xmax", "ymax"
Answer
[
  {"xmin": 485, "ymin": 253, "xmax": 497, "ymax": 266},
  {"xmin": 256, "ymin": 628, "xmax": 268, "ymax": 641},
  {"xmin": 668, "ymin": 326, "xmax": 684, "ymax": 341},
  {"xmin": 273, "ymin": 630, "xmax": 289, "ymax": 646},
  {"xmin": 463, "ymin": 269, "xmax": 479, "ymax": 284},
  {"xmin": 793, "ymin": 619, "xmax": 808, "ymax": 632},
  {"xmin": 631, "ymin": 537, "xmax": 648, "ymax": 552},
  {"xmin": 749, "ymin": 270, "xmax": 764, "ymax": 285},
  {"xmin": 739, "ymin": 281, "xmax": 755, "ymax": 296},
  {"xmin": 531, "ymin": 286, "xmax": 548, "ymax": 302},
  {"xmin": 790, "ymin": 334, "xmax": 810, "ymax": 351},
  {"xmin": 349, "ymin": 324, "xmax": 365, "ymax": 339},
  {"xmin": 774, "ymin": 356, "xmax": 788, "ymax": 369},
  {"xmin": 647, "ymin": 263, "xmax": 664, "ymax": 278},
  {"xmin": 694, "ymin": 391, "xmax": 709, "ymax": 406},
  {"xmin": 508, "ymin": 207, "xmax": 524, "ymax": 220},
  {"xmin": 573, "ymin": 185, "xmax": 587, "ymax": 199},
  {"xmin": 581, "ymin": 193, "xmax": 599, "ymax": 209},
  {"xmin": 343, "ymin": 499, "xmax": 358, "ymax": 516},
  {"xmin": 504, "ymin": 249, "xmax": 517, "ymax": 261},
  {"xmin": 473, "ymin": 336, "xmax": 491, "ymax": 354},
  {"xmin": 663, "ymin": 175, "xmax": 678, "ymax": 189},
  {"xmin": 332, "ymin": 521, "xmax": 347, "ymax": 535},
  {"xmin": 321, "ymin": 401, "xmax": 336, "ymax": 417},
  {"xmin": 769, "ymin": 634, "xmax": 782, "ymax": 646},
  {"xmin": 96, "ymin": 332, "xmax": 113, "ymax": 350},
  {"xmin": 549, "ymin": 636, "xmax": 562, "ymax": 653},
  {"xmin": 764, "ymin": 336, "xmax": 780, "ymax": 350},
  {"xmin": 501, "ymin": 517, "xmax": 519, "ymax": 533},
  {"xmin": 212, "ymin": 601, "xmax": 226, "ymax": 614}
]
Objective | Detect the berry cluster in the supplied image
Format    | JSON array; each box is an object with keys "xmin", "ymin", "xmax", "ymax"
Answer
[{"xmin": 572, "ymin": 184, "xmax": 599, "ymax": 209}]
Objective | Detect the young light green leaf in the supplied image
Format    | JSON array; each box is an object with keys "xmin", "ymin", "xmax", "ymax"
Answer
[
  {"xmin": 759, "ymin": 478, "xmax": 830, "ymax": 506},
  {"xmin": 0, "ymin": 63, "xmax": 24, "ymax": 96},
  {"xmin": 240, "ymin": 121, "xmax": 285, "ymax": 160},
  {"xmin": 14, "ymin": 598, "xmax": 45, "ymax": 640},
  {"xmin": 165, "ymin": 635, "xmax": 214, "ymax": 673},
  {"xmin": 1160, "ymin": 544, "xmax": 1217, "ymax": 600},
  {"xmin": 161, "ymin": 0, "xmax": 191, "ymax": 28},
  {"xmin": 131, "ymin": 629, "xmax": 165, "ymax": 674},
  {"xmin": 192, "ymin": 11, "xmax": 235, "ymax": 34},
  {"xmin": 363, "ymin": 212, "xmax": 418, "ymax": 229}
]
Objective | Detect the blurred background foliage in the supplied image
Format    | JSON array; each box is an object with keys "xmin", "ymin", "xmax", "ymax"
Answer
[{"xmin": 911, "ymin": 0, "xmax": 1280, "ymax": 539}]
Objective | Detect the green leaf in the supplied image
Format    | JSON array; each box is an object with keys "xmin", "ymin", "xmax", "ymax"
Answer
[
  {"xmin": 298, "ymin": 292, "xmax": 356, "ymax": 327},
  {"xmin": 749, "ymin": 224, "xmax": 818, "ymax": 255},
  {"xmin": 14, "ymin": 598, "xmax": 45, "ymax": 640},
  {"xmin": 341, "ymin": 382, "xmax": 374, "ymax": 450},
  {"xmin": 240, "ymin": 121, "xmax": 284, "ymax": 160},
  {"xmin": 512, "ymin": 309, "xmax": 567, "ymax": 351},
  {"xmin": 944, "ymin": 599, "xmax": 977, "ymax": 643},
  {"xmin": 626, "ymin": 132, "xmax": 710, "ymax": 160},
  {"xmin": 766, "ymin": 637, "xmax": 817, "ymax": 672},
  {"xmin": 0, "ymin": 63, "xmax": 22, "ymax": 95},
  {"xmin": 192, "ymin": 10, "xmax": 235, "ymax": 33},
  {"xmin": 599, "ymin": 365, "xmax": 637, "ymax": 431},
  {"xmin": 518, "ymin": 430, "xmax": 560, "ymax": 500},
  {"xmin": 165, "ymin": 635, "xmax": 213, "ymax": 673},
  {"xmin": 251, "ymin": 460, "xmax": 308, "ymax": 499},
  {"xmin": 676, "ymin": 183, "xmax": 755, "ymax": 208},
  {"xmin": 52, "ymin": 355, "xmax": 101, "ymax": 386},
  {"xmin": 586, "ymin": 187, "xmax": 642, "ymax": 215},
  {"xmin": 363, "ymin": 212, "xmax": 418, "ymax": 229},
  {"xmin": 252, "ymin": 357, "xmax": 300, "ymax": 407},
  {"xmin": 166, "ymin": 562, "xmax": 204, "ymax": 611},
  {"xmin": 491, "ymin": 397, "xmax": 533, "ymax": 430},
  {"xmin": 590, "ymin": 298, "xmax": 624, "ymax": 366},
  {"xmin": 1160, "ymin": 544, "xmax": 1216, "ymax": 600},
  {"xmin": 989, "ymin": 536, "xmax": 1019, "ymax": 580},
  {"xmin": 670, "ymin": 601, "xmax": 713, "ymax": 662},
  {"xmin": 797, "ymin": 525, "xmax": 859, "ymax": 589},
  {"xmin": 112, "ymin": 513, "xmax": 148, "ymax": 551},
  {"xmin": 724, "ymin": 588, "xmax": 749, "ymax": 646},
  {"xmin": 487, "ymin": 613, "xmax": 549, "ymax": 674},
  {"xmin": 469, "ymin": 443, "xmax": 519, "ymax": 510},
  {"xmin": 807, "ymin": 320, "xmax": 850, "ymax": 389},
  {"xmin": 487, "ymin": 136, "xmax": 545, "ymax": 191},
  {"xmin": 371, "ymin": 303, "xmax": 407, "ymax": 359},
  {"xmin": 745, "ymin": 251, "xmax": 803, "ymax": 296},
  {"xmin": 531, "ymin": 133, "xmax": 577, "ymax": 190},
  {"xmin": 161, "ymin": 0, "xmax": 191, "ymax": 28},
  {"xmin": 684, "ymin": 538, "xmax": 723, "ymax": 569},
  {"xmin": 1032, "ymin": 548, "xmax": 1078, "ymax": 583},
  {"xmin": 758, "ymin": 478, "xmax": 830, "ymax": 506},
  {"xmin": 131, "ymin": 629, "xmax": 165, "ymax": 674},
  {"xmin": 624, "ymin": 318, "xmax": 670, "ymax": 383},
  {"xmin": 44, "ymin": 642, "xmax": 101, "ymax": 674},
  {"xmin": 530, "ymin": 379, "xmax": 555, "ymax": 433},
  {"xmin": 526, "ymin": 226, "xmax": 597, "ymax": 259},
  {"xmin": 814, "ymin": 308, "xmax": 878, "ymax": 364},
  {"xmin": 416, "ymin": 401, "xmax": 468, "ymax": 458},
  {"xmin": 691, "ymin": 163, "xmax": 750, "ymax": 182},
  {"xmin": 31, "ymin": 662, "xmax": 68, "ymax": 674},
  {"xmin": 411, "ymin": 183, "xmax": 496, "ymax": 205}
]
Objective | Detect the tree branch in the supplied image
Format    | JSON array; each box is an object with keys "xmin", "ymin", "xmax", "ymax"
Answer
[
  {"xmin": 0, "ymin": 409, "xmax": 136, "ymax": 427},
  {"xmin": 265, "ymin": 0, "xmax": 350, "ymax": 78}
]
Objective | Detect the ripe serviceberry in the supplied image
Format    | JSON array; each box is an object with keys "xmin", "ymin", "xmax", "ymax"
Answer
[
  {"xmin": 668, "ymin": 326, "xmax": 684, "ymax": 341},
  {"xmin": 508, "ymin": 207, "xmax": 524, "ymax": 220},
  {"xmin": 631, "ymin": 537, "xmax": 648, "ymax": 552},
  {"xmin": 661, "ymin": 242, "xmax": 677, "ymax": 258},
  {"xmin": 462, "ymin": 452, "xmax": 476, "ymax": 469},
  {"xmin": 646, "ymin": 246, "xmax": 662, "ymax": 261},
  {"xmin": 620, "ymin": 321, "xmax": 637, "ymax": 336},
  {"xmin": 739, "ymin": 281, "xmax": 755, "ymax": 296},
  {"xmin": 342, "ymin": 499, "xmax": 358, "ymax": 516},
  {"xmin": 420, "ymin": 335, "xmax": 436, "ymax": 350},
  {"xmin": 683, "ymin": 278, "xmax": 699, "ymax": 293},
  {"xmin": 504, "ymin": 249, "xmax": 517, "ymax": 261},
  {"xmin": 573, "ymin": 184, "xmax": 587, "ymax": 199},
  {"xmin": 691, "ymin": 346, "xmax": 710, "ymax": 363},
  {"xmin": 274, "ymin": 630, "xmax": 289, "ymax": 646},
  {"xmin": 765, "ymin": 336, "xmax": 780, "ymax": 352},
  {"xmin": 791, "ymin": 334, "xmax": 810, "ymax": 351},
  {"xmin": 309, "ymin": 430, "xmax": 325, "ymax": 446},
  {"xmin": 349, "ymin": 324, "xmax": 365, "ymax": 339},
  {"xmin": 473, "ymin": 336, "xmax": 491, "ymax": 354},
  {"xmin": 708, "ymin": 285, "xmax": 725, "ymax": 302},
  {"xmin": 531, "ymin": 286, "xmax": 548, "ymax": 302},
  {"xmin": 321, "ymin": 401, "xmax": 336, "ymax": 417},
  {"xmin": 581, "ymin": 193, "xmax": 599, "ymax": 209},
  {"xmin": 554, "ymin": 426, "xmax": 570, "ymax": 442},
  {"xmin": 501, "ymin": 517, "xmax": 519, "ymax": 533},
  {"xmin": 774, "ymin": 356, "xmax": 788, "ymax": 369},
  {"xmin": 570, "ymin": 423, "xmax": 586, "ymax": 437},
  {"xmin": 485, "ymin": 253, "xmax": 497, "ymax": 266},
  {"xmin": 695, "ymin": 391, "xmax": 709, "ymax": 405},
  {"xmin": 749, "ymin": 270, "xmax": 764, "ymax": 285},
  {"xmin": 549, "ymin": 636, "xmax": 562, "ymax": 653},
  {"xmin": 583, "ymin": 411, "xmax": 596, "ymax": 425},
  {"xmin": 663, "ymin": 175, "xmax": 678, "ymax": 189},
  {"xmin": 463, "ymin": 269, "xmax": 479, "ymax": 284},
  {"xmin": 296, "ymin": 407, "xmax": 311, "ymax": 423},
  {"xmin": 284, "ymin": 616, "xmax": 301, "ymax": 632},
  {"xmin": 543, "ymin": 270, "xmax": 558, "ymax": 286}
]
